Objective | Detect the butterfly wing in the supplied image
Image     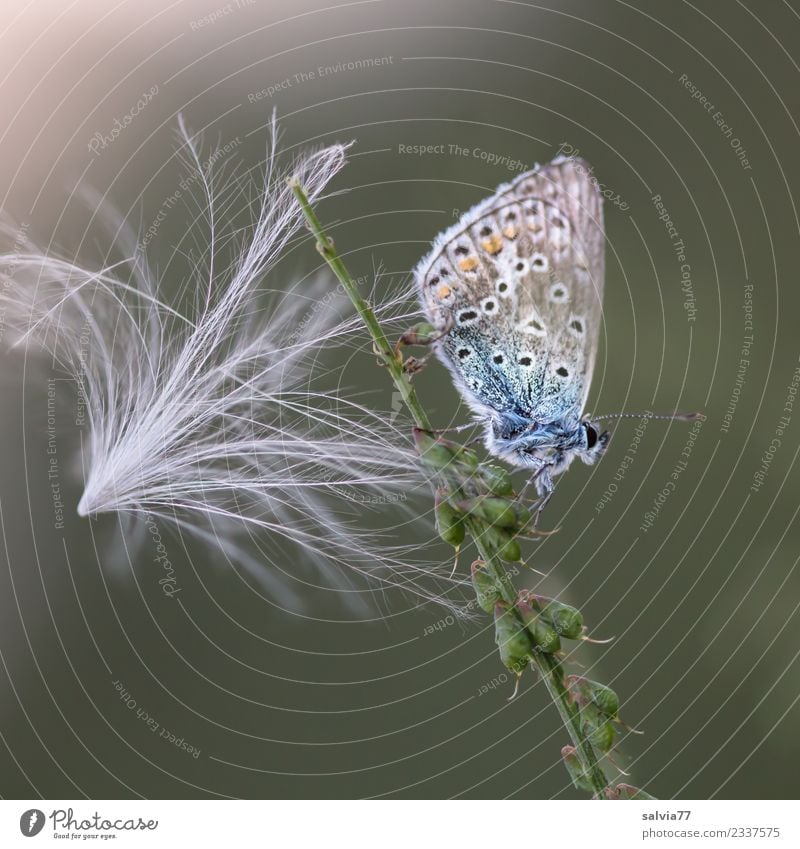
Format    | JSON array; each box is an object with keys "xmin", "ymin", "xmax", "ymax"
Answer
[{"xmin": 415, "ymin": 156, "xmax": 604, "ymax": 424}]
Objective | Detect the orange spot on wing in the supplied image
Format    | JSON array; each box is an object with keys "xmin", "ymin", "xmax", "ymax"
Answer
[
  {"xmin": 437, "ymin": 284, "xmax": 452, "ymax": 299},
  {"xmin": 481, "ymin": 234, "xmax": 503, "ymax": 255},
  {"xmin": 458, "ymin": 256, "xmax": 479, "ymax": 272}
]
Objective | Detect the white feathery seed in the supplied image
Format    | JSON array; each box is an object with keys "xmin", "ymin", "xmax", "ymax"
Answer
[{"xmin": 0, "ymin": 117, "xmax": 468, "ymax": 612}]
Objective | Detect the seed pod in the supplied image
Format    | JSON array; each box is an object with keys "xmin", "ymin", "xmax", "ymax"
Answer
[
  {"xmin": 516, "ymin": 599, "xmax": 561, "ymax": 654},
  {"xmin": 476, "ymin": 523, "xmax": 522, "ymax": 563},
  {"xmin": 498, "ymin": 534, "xmax": 522, "ymax": 563},
  {"xmin": 459, "ymin": 496, "xmax": 519, "ymax": 528},
  {"xmin": 587, "ymin": 680, "xmax": 620, "ymax": 719},
  {"xmin": 471, "ymin": 560, "xmax": 500, "ymax": 613},
  {"xmin": 561, "ymin": 746, "xmax": 594, "ymax": 794},
  {"xmin": 580, "ymin": 701, "xmax": 616, "ymax": 752},
  {"xmin": 567, "ymin": 676, "xmax": 620, "ymax": 719},
  {"xmin": 399, "ymin": 322, "xmax": 440, "ymax": 346},
  {"xmin": 541, "ymin": 599, "xmax": 584, "ymax": 640},
  {"xmin": 479, "ymin": 464, "xmax": 514, "ymax": 497},
  {"xmin": 494, "ymin": 602, "xmax": 532, "ymax": 674},
  {"xmin": 531, "ymin": 616, "xmax": 561, "ymax": 654},
  {"xmin": 412, "ymin": 428, "xmax": 459, "ymax": 470},
  {"xmin": 588, "ymin": 719, "xmax": 616, "ymax": 753},
  {"xmin": 435, "ymin": 490, "xmax": 465, "ymax": 548}
]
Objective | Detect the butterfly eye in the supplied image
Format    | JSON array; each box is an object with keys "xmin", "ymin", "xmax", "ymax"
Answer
[{"xmin": 584, "ymin": 423, "xmax": 599, "ymax": 449}]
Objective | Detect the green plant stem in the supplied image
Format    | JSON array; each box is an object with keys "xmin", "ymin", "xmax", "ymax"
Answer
[
  {"xmin": 291, "ymin": 180, "xmax": 610, "ymax": 798},
  {"xmin": 290, "ymin": 179, "xmax": 432, "ymax": 432}
]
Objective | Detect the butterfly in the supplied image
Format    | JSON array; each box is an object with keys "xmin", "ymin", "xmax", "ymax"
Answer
[{"xmin": 414, "ymin": 155, "xmax": 609, "ymax": 505}]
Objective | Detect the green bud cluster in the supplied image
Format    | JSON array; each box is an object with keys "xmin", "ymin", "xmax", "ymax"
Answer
[
  {"xmin": 467, "ymin": 562, "xmax": 594, "ymax": 681},
  {"xmin": 566, "ymin": 675, "xmax": 626, "ymax": 755},
  {"xmin": 412, "ymin": 425, "xmax": 632, "ymax": 796},
  {"xmin": 521, "ymin": 593, "xmax": 584, "ymax": 640},
  {"xmin": 414, "ymin": 429, "xmax": 527, "ymax": 562},
  {"xmin": 477, "ymin": 565, "xmax": 631, "ymax": 789}
]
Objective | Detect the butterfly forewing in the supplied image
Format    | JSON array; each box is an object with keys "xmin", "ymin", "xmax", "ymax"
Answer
[{"xmin": 416, "ymin": 156, "xmax": 604, "ymax": 423}]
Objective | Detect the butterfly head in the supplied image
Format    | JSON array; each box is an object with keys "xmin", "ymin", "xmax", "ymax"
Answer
[{"xmin": 485, "ymin": 414, "xmax": 610, "ymax": 494}]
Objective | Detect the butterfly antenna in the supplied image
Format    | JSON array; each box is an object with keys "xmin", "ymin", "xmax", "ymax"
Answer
[{"xmin": 591, "ymin": 410, "xmax": 702, "ymax": 422}]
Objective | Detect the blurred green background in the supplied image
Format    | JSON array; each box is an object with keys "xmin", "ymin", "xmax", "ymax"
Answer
[{"xmin": 1, "ymin": 0, "xmax": 799, "ymax": 799}]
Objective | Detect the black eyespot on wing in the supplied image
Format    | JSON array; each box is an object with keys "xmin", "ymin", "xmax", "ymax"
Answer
[
  {"xmin": 458, "ymin": 348, "xmax": 471, "ymax": 359},
  {"xmin": 458, "ymin": 309, "xmax": 478, "ymax": 322},
  {"xmin": 518, "ymin": 356, "xmax": 532, "ymax": 366},
  {"xmin": 454, "ymin": 245, "xmax": 469, "ymax": 255},
  {"xmin": 480, "ymin": 225, "xmax": 492, "ymax": 236},
  {"xmin": 570, "ymin": 319, "xmax": 583, "ymax": 333},
  {"xmin": 556, "ymin": 366, "xmax": 569, "ymax": 377},
  {"xmin": 498, "ymin": 281, "xmax": 508, "ymax": 293},
  {"xmin": 493, "ymin": 354, "xmax": 504, "ymax": 364},
  {"xmin": 516, "ymin": 261, "xmax": 525, "ymax": 271}
]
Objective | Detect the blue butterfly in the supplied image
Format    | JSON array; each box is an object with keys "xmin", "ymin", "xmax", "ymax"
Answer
[{"xmin": 415, "ymin": 156, "xmax": 609, "ymax": 504}]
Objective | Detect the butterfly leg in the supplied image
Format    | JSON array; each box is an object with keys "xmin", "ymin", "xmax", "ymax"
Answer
[
  {"xmin": 403, "ymin": 352, "xmax": 436, "ymax": 376},
  {"xmin": 518, "ymin": 466, "xmax": 555, "ymax": 528},
  {"xmin": 531, "ymin": 489, "xmax": 555, "ymax": 529}
]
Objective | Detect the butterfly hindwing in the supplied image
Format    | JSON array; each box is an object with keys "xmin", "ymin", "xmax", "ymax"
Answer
[{"xmin": 415, "ymin": 156, "xmax": 604, "ymax": 423}]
